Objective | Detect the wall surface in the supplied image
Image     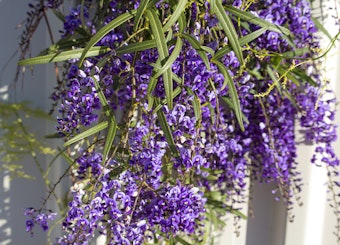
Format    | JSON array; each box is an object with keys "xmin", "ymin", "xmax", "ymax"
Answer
[{"xmin": 0, "ymin": 0, "xmax": 64, "ymax": 244}]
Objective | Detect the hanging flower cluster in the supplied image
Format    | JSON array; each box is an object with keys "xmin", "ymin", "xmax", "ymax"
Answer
[{"xmin": 19, "ymin": 0, "xmax": 339, "ymax": 244}]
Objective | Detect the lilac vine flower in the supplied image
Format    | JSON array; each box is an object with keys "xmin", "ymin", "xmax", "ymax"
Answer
[{"xmin": 21, "ymin": 0, "xmax": 339, "ymax": 243}]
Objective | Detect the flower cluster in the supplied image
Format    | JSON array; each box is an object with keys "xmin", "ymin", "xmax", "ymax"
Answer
[{"xmin": 24, "ymin": 208, "xmax": 57, "ymax": 235}]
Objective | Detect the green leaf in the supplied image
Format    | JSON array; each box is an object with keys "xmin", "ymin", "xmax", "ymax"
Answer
[
  {"xmin": 178, "ymin": 13, "xmax": 187, "ymax": 33},
  {"xmin": 185, "ymin": 87, "xmax": 202, "ymax": 127},
  {"xmin": 166, "ymin": 28, "xmax": 174, "ymax": 43},
  {"xmin": 181, "ymin": 33, "xmax": 211, "ymax": 70},
  {"xmin": 200, "ymin": 45, "xmax": 215, "ymax": 56},
  {"xmin": 61, "ymin": 151, "xmax": 75, "ymax": 166},
  {"xmin": 220, "ymin": 97, "xmax": 249, "ymax": 125},
  {"xmin": 280, "ymin": 47, "xmax": 310, "ymax": 59},
  {"xmin": 39, "ymin": 37, "xmax": 89, "ymax": 55},
  {"xmin": 153, "ymin": 87, "xmax": 181, "ymax": 113},
  {"xmin": 103, "ymin": 121, "xmax": 117, "ymax": 162},
  {"xmin": 212, "ymin": 0, "xmax": 244, "ymax": 65},
  {"xmin": 18, "ymin": 47, "xmax": 110, "ymax": 66},
  {"xmin": 147, "ymin": 76, "xmax": 158, "ymax": 111},
  {"xmin": 213, "ymin": 27, "xmax": 267, "ymax": 60},
  {"xmin": 207, "ymin": 207, "xmax": 219, "ymax": 230},
  {"xmin": 225, "ymin": 6, "xmax": 291, "ymax": 36},
  {"xmin": 267, "ymin": 65, "xmax": 282, "ymax": 95},
  {"xmin": 153, "ymin": 37, "xmax": 183, "ymax": 78},
  {"xmin": 155, "ymin": 99, "xmax": 179, "ymax": 157},
  {"xmin": 163, "ymin": 0, "xmax": 188, "ymax": 32},
  {"xmin": 175, "ymin": 237, "xmax": 192, "ymax": 245},
  {"xmin": 213, "ymin": 60, "xmax": 244, "ymax": 131},
  {"xmin": 227, "ymin": 206, "xmax": 247, "ymax": 220},
  {"xmin": 93, "ymin": 77, "xmax": 117, "ymax": 162},
  {"xmin": 63, "ymin": 121, "xmax": 109, "ymax": 147},
  {"xmin": 78, "ymin": 10, "xmax": 136, "ymax": 66},
  {"xmin": 133, "ymin": 0, "xmax": 150, "ymax": 32},
  {"xmin": 52, "ymin": 9, "xmax": 65, "ymax": 23},
  {"xmin": 284, "ymin": 67, "xmax": 317, "ymax": 86},
  {"xmin": 311, "ymin": 17, "xmax": 333, "ymax": 41},
  {"xmin": 146, "ymin": 8, "xmax": 173, "ymax": 109},
  {"xmin": 116, "ymin": 40, "xmax": 156, "ymax": 55},
  {"xmin": 147, "ymin": 63, "xmax": 183, "ymax": 111}
]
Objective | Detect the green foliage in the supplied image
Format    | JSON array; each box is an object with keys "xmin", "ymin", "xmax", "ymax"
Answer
[{"xmin": 0, "ymin": 101, "xmax": 56, "ymax": 180}]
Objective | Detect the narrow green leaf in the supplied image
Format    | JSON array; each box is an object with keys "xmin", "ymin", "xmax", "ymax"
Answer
[
  {"xmin": 192, "ymin": 94, "xmax": 202, "ymax": 128},
  {"xmin": 52, "ymin": 9, "xmax": 65, "ymax": 23},
  {"xmin": 280, "ymin": 47, "xmax": 310, "ymax": 59},
  {"xmin": 103, "ymin": 121, "xmax": 117, "ymax": 162},
  {"xmin": 147, "ymin": 76, "xmax": 157, "ymax": 111},
  {"xmin": 185, "ymin": 87, "xmax": 202, "ymax": 127},
  {"xmin": 146, "ymin": 8, "xmax": 173, "ymax": 109},
  {"xmin": 210, "ymin": 0, "xmax": 216, "ymax": 14},
  {"xmin": 175, "ymin": 237, "xmax": 192, "ymax": 245},
  {"xmin": 153, "ymin": 37, "xmax": 183, "ymax": 78},
  {"xmin": 166, "ymin": 28, "xmax": 174, "ymax": 43},
  {"xmin": 214, "ymin": 27, "xmax": 267, "ymax": 60},
  {"xmin": 93, "ymin": 77, "xmax": 117, "ymax": 162},
  {"xmin": 63, "ymin": 121, "xmax": 109, "ymax": 147},
  {"xmin": 225, "ymin": 6, "xmax": 291, "ymax": 36},
  {"xmin": 181, "ymin": 33, "xmax": 211, "ymax": 70},
  {"xmin": 153, "ymin": 86, "xmax": 181, "ymax": 113},
  {"xmin": 212, "ymin": 0, "xmax": 244, "ymax": 65},
  {"xmin": 39, "ymin": 37, "xmax": 89, "ymax": 55},
  {"xmin": 163, "ymin": 0, "xmax": 188, "ymax": 32},
  {"xmin": 311, "ymin": 17, "xmax": 333, "ymax": 41},
  {"xmin": 78, "ymin": 10, "xmax": 136, "ymax": 66},
  {"xmin": 227, "ymin": 206, "xmax": 247, "ymax": 219},
  {"xmin": 208, "ymin": 207, "xmax": 219, "ymax": 230},
  {"xmin": 18, "ymin": 47, "xmax": 110, "ymax": 66},
  {"xmin": 283, "ymin": 67, "xmax": 317, "ymax": 86},
  {"xmin": 148, "ymin": 63, "xmax": 183, "ymax": 111},
  {"xmin": 178, "ymin": 13, "xmax": 187, "ymax": 33},
  {"xmin": 109, "ymin": 164, "xmax": 129, "ymax": 178},
  {"xmin": 134, "ymin": 0, "xmax": 150, "ymax": 32},
  {"xmin": 213, "ymin": 60, "xmax": 244, "ymax": 131},
  {"xmin": 149, "ymin": 63, "xmax": 184, "ymax": 85},
  {"xmin": 116, "ymin": 40, "xmax": 156, "ymax": 55},
  {"xmin": 267, "ymin": 65, "xmax": 282, "ymax": 95},
  {"xmin": 155, "ymin": 99, "xmax": 179, "ymax": 157},
  {"xmin": 146, "ymin": 8, "xmax": 169, "ymax": 63},
  {"xmin": 93, "ymin": 77, "xmax": 115, "ymax": 122},
  {"xmin": 61, "ymin": 151, "xmax": 75, "ymax": 166},
  {"xmin": 201, "ymin": 45, "xmax": 215, "ymax": 56},
  {"xmin": 220, "ymin": 97, "xmax": 249, "ymax": 125}
]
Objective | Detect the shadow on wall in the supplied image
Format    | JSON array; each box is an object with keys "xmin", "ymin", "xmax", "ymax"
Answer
[
  {"xmin": 0, "ymin": 172, "xmax": 48, "ymax": 245},
  {"xmin": 0, "ymin": 0, "xmax": 51, "ymax": 244}
]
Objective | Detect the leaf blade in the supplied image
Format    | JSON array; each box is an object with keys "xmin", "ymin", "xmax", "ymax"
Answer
[
  {"xmin": 78, "ymin": 10, "xmax": 136, "ymax": 66},
  {"xmin": 212, "ymin": 0, "xmax": 244, "ymax": 65},
  {"xmin": 163, "ymin": 0, "xmax": 188, "ymax": 32},
  {"xmin": 213, "ymin": 60, "xmax": 244, "ymax": 131},
  {"xmin": 18, "ymin": 47, "xmax": 110, "ymax": 66},
  {"xmin": 181, "ymin": 33, "xmax": 211, "ymax": 70},
  {"xmin": 116, "ymin": 40, "xmax": 156, "ymax": 55},
  {"xmin": 153, "ymin": 37, "xmax": 183, "ymax": 78},
  {"xmin": 63, "ymin": 121, "xmax": 109, "ymax": 147},
  {"xmin": 213, "ymin": 27, "xmax": 267, "ymax": 60},
  {"xmin": 225, "ymin": 5, "xmax": 291, "ymax": 36},
  {"xmin": 93, "ymin": 77, "xmax": 117, "ymax": 162},
  {"xmin": 146, "ymin": 8, "xmax": 173, "ymax": 109},
  {"xmin": 155, "ymin": 99, "xmax": 179, "ymax": 157},
  {"xmin": 133, "ymin": 0, "xmax": 150, "ymax": 32}
]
